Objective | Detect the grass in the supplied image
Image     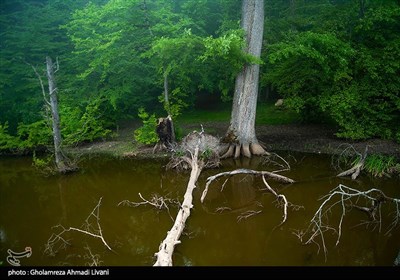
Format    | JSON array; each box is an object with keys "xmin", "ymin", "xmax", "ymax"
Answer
[
  {"xmin": 364, "ymin": 154, "xmax": 400, "ymax": 177},
  {"xmin": 177, "ymin": 102, "xmax": 300, "ymax": 125}
]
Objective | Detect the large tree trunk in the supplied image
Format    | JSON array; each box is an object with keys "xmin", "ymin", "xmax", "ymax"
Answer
[
  {"xmin": 46, "ymin": 56, "xmax": 67, "ymax": 172},
  {"xmin": 222, "ymin": 0, "xmax": 267, "ymax": 159}
]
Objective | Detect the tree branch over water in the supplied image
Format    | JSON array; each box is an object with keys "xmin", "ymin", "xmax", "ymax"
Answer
[
  {"xmin": 201, "ymin": 168, "xmax": 295, "ymax": 226},
  {"xmin": 296, "ymin": 184, "xmax": 400, "ymax": 261},
  {"xmin": 44, "ymin": 197, "xmax": 112, "ymax": 256}
]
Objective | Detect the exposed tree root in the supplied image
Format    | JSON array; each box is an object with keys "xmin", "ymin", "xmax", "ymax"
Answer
[{"xmin": 221, "ymin": 142, "xmax": 270, "ymax": 159}]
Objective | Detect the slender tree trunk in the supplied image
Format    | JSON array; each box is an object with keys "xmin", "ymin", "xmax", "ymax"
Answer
[
  {"xmin": 164, "ymin": 71, "xmax": 170, "ymax": 113},
  {"xmin": 46, "ymin": 56, "xmax": 66, "ymax": 172},
  {"xmin": 163, "ymin": 71, "xmax": 175, "ymax": 143},
  {"xmin": 222, "ymin": 0, "xmax": 267, "ymax": 158}
]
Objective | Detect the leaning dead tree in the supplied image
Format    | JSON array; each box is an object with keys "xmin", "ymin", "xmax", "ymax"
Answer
[
  {"xmin": 296, "ymin": 184, "xmax": 400, "ymax": 261},
  {"xmin": 27, "ymin": 57, "xmax": 76, "ymax": 173},
  {"xmin": 201, "ymin": 169, "xmax": 295, "ymax": 226},
  {"xmin": 44, "ymin": 197, "xmax": 112, "ymax": 257},
  {"xmin": 153, "ymin": 131, "xmax": 221, "ymax": 266}
]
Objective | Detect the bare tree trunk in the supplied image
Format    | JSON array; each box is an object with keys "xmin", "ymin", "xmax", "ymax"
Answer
[
  {"xmin": 164, "ymin": 71, "xmax": 170, "ymax": 114},
  {"xmin": 163, "ymin": 71, "xmax": 175, "ymax": 143},
  {"xmin": 222, "ymin": 0, "xmax": 267, "ymax": 159},
  {"xmin": 154, "ymin": 147, "xmax": 203, "ymax": 266},
  {"xmin": 46, "ymin": 56, "xmax": 66, "ymax": 172}
]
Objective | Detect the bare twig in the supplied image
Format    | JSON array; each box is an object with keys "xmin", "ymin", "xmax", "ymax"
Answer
[
  {"xmin": 237, "ymin": 210, "xmax": 262, "ymax": 222},
  {"xmin": 83, "ymin": 245, "xmax": 103, "ymax": 266},
  {"xmin": 298, "ymin": 184, "xmax": 400, "ymax": 261},
  {"xmin": 118, "ymin": 193, "xmax": 179, "ymax": 221},
  {"xmin": 23, "ymin": 60, "xmax": 51, "ymax": 107},
  {"xmin": 44, "ymin": 197, "xmax": 112, "ymax": 256},
  {"xmin": 263, "ymin": 152, "xmax": 291, "ymax": 172},
  {"xmin": 261, "ymin": 175, "xmax": 288, "ymax": 226},
  {"xmin": 215, "ymin": 207, "xmax": 232, "ymax": 213}
]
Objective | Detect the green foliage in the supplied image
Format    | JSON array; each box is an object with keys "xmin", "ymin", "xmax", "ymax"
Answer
[
  {"xmin": 17, "ymin": 120, "xmax": 52, "ymax": 149},
  {"xmin": 1, "ymin": 120, "xmax": 52, "ymax": 153},
  {"xmin": 200, "ymin": 147, "xmax": 213, "ymax": 161},
  {"xmin": 200, "ymin": 29, "xmax": 249, "ymax": 100},
  {"xmin": 32, "ymin": 151, "xmax": 55, "ymax": 174},
  {"xmin": 264, "ymin": 1, "xmax": 400, "ymax": 140},
  {"xmin": 0, "ymin": 122, "xmax": 21, "ymax": 152},
  {"xmin": 133, "ymin": 108, "xmax": 158, "ymax": 145},
  {"xmin": 364, "ymin": 154, "xmax": 399, "ymax": 177},
  {"xmin": 63, "ymin": 96, "xmax": 113, "ymax": 145}
]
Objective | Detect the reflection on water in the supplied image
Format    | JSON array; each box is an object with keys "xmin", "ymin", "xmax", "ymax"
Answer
[{"xmin": 0, "ymin": 152, "xmax": 399, "ymax": 266}]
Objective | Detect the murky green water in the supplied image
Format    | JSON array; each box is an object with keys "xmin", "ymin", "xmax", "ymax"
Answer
[{"xmin": 0, "ymin": 152, "xmax": 399, "ymax": 266}]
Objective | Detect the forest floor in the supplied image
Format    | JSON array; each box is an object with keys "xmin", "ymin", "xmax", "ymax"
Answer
[{"xmin": 68, "ymin": 120, "xmax": 400, "ymax": 159}]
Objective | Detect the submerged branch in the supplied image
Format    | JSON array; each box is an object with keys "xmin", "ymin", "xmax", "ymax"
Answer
[
  {"xmin": 298, "ymin": 184, "xmax": 400, "ymax": 261},
  {"xmin": 44, "ymin": 197, "xmax": 112, "ymax": 256}
]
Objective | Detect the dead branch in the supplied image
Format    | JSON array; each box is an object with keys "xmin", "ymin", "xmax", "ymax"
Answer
[
  {"xmin": 215, "ymin": 207, "xmax": 232, "ymax": 213},
  {"xmin": 201, "ymin": 168, "xmax": 294, "ymax": 203},
  {"xmin": 167, "ymin": 131, "xmax": 221, "ymax": 170},
  {"xmin": 44, "ymin": 197, "xmax": 112, "ymax": 256},
  {"xmin": 237, "ymin": 210, "xmax": 262, "ymax": 222},
  {"xmin": 262, "ymin": 152, "xmax": 291, "ymax": 172},
  {"xmin": 298, "ymin": 184, "xmax": 400, "ymax": 261},
  {"xmin": 336, "ymin": 145, "xmax": 368, "ymax": 180},
  {"xmin": 201, "ymin": 169, "xmax": 294, "ymax": 227},
  {"xmin": 83, "ymin": 245, "xmax": 103, "ymax": 266},
  {"xmin": 261, "ymin": 176, "xmax": 288, "ymax": 226},
  {"xmin": 153, "ymin": 146, "xmax": 204, "ymax": 266},
  {"xmin": 118, "ymin": 193, "xmax": 179, "ymax": 221},
  {"xmin": 23, "ymin": 60, "xmax": 51, "ymax": 107}
]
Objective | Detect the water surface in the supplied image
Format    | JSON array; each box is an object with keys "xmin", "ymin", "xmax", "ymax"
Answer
[{"xmin": 0, "ymin": 152, "xmax": 399, "ymax": 266}]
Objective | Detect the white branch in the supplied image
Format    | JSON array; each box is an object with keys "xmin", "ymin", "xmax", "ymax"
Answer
[
  {"xmin": 24, "ymin": 60, "xmax": 51, "ymax": 107},
  {"xmin": 201, "ymin": 168, "xmax": 294, "ymax": 203},
  {"xmin": 44, "ymin": 197, "xmax": 112, "ymax": 256},
  {"xmin": 300, "ymin": 184, "xmax": 400, "ymax": 261}
]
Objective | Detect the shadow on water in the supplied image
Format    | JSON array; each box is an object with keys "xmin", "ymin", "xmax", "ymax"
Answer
[{"xmin": 0, "ymin": 152, "xmax": 399, "ymax": 266}]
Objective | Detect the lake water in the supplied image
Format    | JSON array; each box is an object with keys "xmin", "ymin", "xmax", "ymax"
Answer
[{"xmin": 0, "ymin": 152, "xmax": 399, "ymax": 266}]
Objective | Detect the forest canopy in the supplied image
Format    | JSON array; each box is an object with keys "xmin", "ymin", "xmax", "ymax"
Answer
[{"xmin": 0, "ymin": 0, "xmax": 399, "ymax": 153}]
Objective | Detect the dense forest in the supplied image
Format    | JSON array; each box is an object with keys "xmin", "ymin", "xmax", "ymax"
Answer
[{"xmin": 0, "ymin": 0, "xmax": 399, "ymax": 154}]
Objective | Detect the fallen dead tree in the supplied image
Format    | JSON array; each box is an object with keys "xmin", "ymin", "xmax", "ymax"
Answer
[
  {"xmin": 153, "ymin": 130, "xmax": 220, "ymax": 266},
  {"xmin": 153, "ymin": 146, "xmax": 203, "ymax": 266},
  {"xmin": 201, "ymin": 169, "xmax": 295, "ymax": 226},
  {"xmin": 295, "ymin": 184, "xmax": 400, "ymax": 261}
]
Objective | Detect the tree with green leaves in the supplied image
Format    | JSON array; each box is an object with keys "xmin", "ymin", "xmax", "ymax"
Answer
[
  {"xmin": 263, "ymin": 0, "xmax": 400, "ymax": 141},
  {"xmin": 221, "ymin": 0, "xmax": 267, "ymax": 158}
]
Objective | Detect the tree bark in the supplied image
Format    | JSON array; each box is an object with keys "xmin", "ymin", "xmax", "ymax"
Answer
[
  {"xmin": 154, "ymin": 147, "xmax": 203, "ymax": 266},
  {"xmin": 163, "ymin": 71, "xmax": 175, "ymax": 143},
  {"xmin": 223, "ymin": 0, "xmax": 267, "ymax": 158},
  {"xmin": 46, "ymin": 56, "xmax": 66, "ymax": 172}
]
